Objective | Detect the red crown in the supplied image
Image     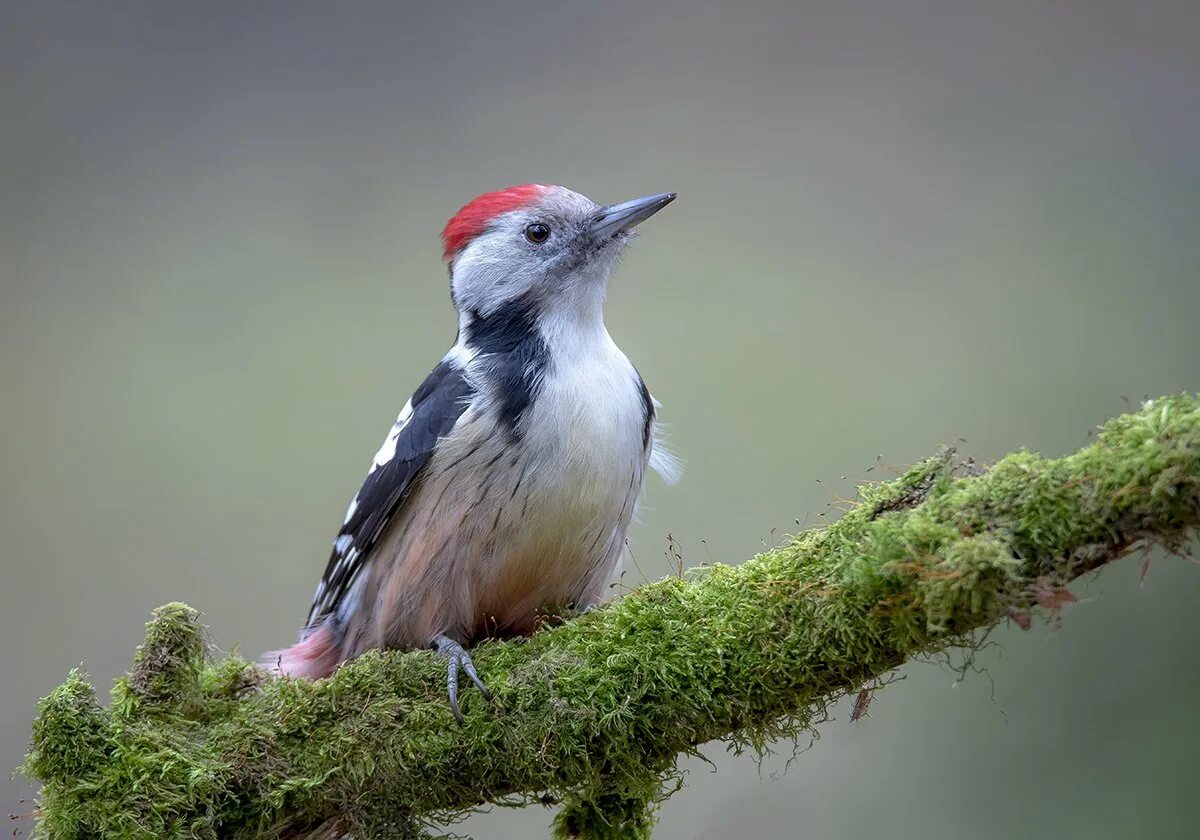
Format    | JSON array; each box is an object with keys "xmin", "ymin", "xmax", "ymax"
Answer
[{"xmin": 441, "ymin": 184, "xmax": 547, "ymax": 261}]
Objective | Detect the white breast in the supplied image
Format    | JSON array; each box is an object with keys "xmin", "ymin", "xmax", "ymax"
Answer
[
  {"xmin": 471, "ymin": 323, "xmax": 648, "ymax": 625},
  {"xmin": 529, "ymin": 326, "xmax": 647, "ymax": 485}
]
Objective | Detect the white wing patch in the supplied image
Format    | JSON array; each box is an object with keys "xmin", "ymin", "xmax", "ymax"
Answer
[
  {"xmin": 444, "ymin": 341, "xmax": 478, "ymax": 367},
  {"xmin": 370, "ymin": 399, "xmax": 415, "ymax": 472}
]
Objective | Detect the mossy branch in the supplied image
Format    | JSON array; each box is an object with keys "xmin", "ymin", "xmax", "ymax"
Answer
[{"xmin": 21, "ymin": 395, "xmax": 1200, "ymax": 839}]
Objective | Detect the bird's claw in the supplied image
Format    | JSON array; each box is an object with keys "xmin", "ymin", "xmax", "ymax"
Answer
[{"xmin": 432, "ymin": 634, "xmax": 489, "ymax": 724}]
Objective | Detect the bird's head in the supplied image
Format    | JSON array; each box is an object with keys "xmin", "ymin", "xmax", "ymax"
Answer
[{"xmin": 441, "ymin": 185, "xmax": 675, "ymax": 327}]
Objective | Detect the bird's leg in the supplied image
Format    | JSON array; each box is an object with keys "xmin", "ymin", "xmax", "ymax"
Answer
[{"xmin": 431, "ymin": 634, "xmax": 489, "ymax": 724}]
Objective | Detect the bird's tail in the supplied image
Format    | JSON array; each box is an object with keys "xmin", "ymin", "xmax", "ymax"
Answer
[{"xmin": 259, "ymin": 621, "xmax": 342, "ymax": 679}]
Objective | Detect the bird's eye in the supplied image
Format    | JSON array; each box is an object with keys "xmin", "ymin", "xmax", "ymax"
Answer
[{"xmin": 524, "ymin": 223, "xmax": 551, "ymax": 244}]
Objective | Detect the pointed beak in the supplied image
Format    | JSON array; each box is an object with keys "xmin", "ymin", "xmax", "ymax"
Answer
[{"xmin": 590, "ymin": 192, "xmax": 676, "ymax": 240}]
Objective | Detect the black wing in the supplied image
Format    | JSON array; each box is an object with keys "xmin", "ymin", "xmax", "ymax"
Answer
[{"xmin": 307, "ymin": 359, "xmax": 474, "ymax": 627}]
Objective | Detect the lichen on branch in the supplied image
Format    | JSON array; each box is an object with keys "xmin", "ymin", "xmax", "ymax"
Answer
[{"xmin": 20, "ymin": 395, "xmax": 1200, "ymax": 839}]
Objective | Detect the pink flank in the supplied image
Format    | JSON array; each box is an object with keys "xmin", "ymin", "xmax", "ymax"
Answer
[
  {"xmin": 260, "ymin": 622, "xmax": 343, "ymax": 680},
  {"xmin": 441, "ymin": 184, "xmax": 546, "ymax": 260}
]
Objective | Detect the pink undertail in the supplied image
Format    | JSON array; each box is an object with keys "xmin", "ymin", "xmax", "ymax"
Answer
[{"xmin": 259, "ymin": 622, "xmax": 342, "ymax": 680}]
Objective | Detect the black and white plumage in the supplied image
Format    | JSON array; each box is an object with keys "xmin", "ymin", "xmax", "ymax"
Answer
[
  {"xmin": 264, "ymin": 185, "xmax": 680, "ymax": 720},
  {"xmin": 307, "ymin": 360, "xmax": 473, "ymax": 626}
]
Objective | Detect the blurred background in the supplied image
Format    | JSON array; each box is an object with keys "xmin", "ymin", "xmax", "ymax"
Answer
[{"xmin": 3, "ymin": 2, "xmax": 1198, "ymax": 837}]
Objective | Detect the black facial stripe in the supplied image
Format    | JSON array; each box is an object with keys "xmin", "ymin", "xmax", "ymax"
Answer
[
  {"xmin": 465, "ymin": 295, "xmax": 550, "ymax": 436},
  {"xmin": 464, "ymin": 294, "xmax": 538, "ymax": 354}
]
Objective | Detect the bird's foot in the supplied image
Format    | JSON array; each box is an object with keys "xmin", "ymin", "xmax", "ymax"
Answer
[{"xmin": 431, "ymin": 634, "xmax": 489, "ymax": 724}]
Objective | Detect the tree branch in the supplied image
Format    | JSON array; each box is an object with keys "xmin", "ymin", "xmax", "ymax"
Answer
[{"xmin": 21, "ymin": 395, "xmax": 1200, "ymax": 839}]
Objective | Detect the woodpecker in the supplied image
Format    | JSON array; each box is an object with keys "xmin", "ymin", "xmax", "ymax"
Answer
[{"xmin": 263, "ymin": 184, "xmax": 680, "ymax": 721}]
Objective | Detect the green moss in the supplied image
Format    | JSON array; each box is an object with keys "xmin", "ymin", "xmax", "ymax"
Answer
[
  {"xmin": 19, "ymin": 395, "xmax": 1200, "ymax": 839},
  {"xmin": 22, "ymin": 666, "xmax": 232, "ymax": 839},
  {"xmin": 553, "ymin": 788, "xmax": 658, "ymax": 839},
  {"xmin": 24, "ymin": 671, "xmax": 107, "ymax": 787},
  {"xmin": 114, "ymin": 602, "xmax": 207, "ymax": 715}
]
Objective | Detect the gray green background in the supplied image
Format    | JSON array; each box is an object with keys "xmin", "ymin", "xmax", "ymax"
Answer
[{"xmin": 3, "ymin": 2, "xmax": 1198, "ymax": 837}]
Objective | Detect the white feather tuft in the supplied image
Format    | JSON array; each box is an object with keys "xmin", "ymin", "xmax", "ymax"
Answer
[{"xmin": 648, "ymin": 423, "xmax": 685, "ymax": 486}]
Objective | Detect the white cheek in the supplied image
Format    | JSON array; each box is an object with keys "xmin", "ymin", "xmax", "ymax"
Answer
[{"xmin": 451, "ymin": 232, "xmax": 541, "ymax": 314}]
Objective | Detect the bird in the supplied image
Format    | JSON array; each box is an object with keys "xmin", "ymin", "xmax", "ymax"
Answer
[{"xmin": 263, "ymin": 184, "xmax": 681, "ymax": 721}]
